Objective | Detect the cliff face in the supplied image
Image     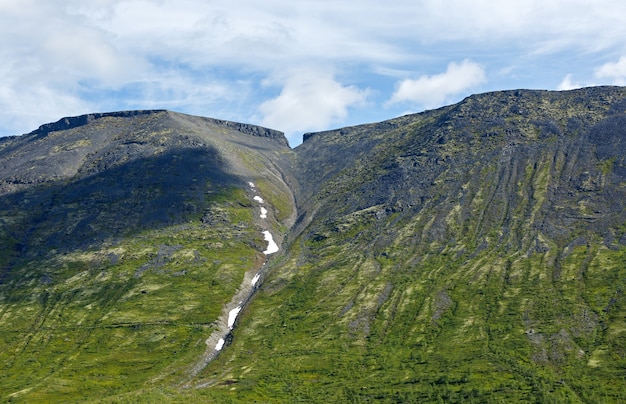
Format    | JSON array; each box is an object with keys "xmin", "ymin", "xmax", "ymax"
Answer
[
  {"xmin": 1, "ymin": 87, "xmax": 626, "ymax": 402},
  {"xmin": 26, "ymin": 110, "xmax": 166, "ymax": 138}
]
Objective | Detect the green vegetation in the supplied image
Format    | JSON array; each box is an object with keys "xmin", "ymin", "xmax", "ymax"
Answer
[
  {"xmin": 190, "ymin": 87, "xmax": 626, "ymax": 402},
  {"xmin": 195, "ymin": 208, "xmax": 626, "ymax": 403},
  {"xmin": 0, "ymin": 186, "xmax": 265, "ymax": 401},
  {"xmin": 0, "ymin": 109, "xmax": 298, "ymax": 402}
]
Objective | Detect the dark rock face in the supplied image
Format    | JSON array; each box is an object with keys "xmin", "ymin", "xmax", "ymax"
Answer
[
  {"xmin": 205, "ymin": 118, "xmax": 288, "ymax": 146},
  {"xmin": 0, "ymin": 147, "xmax": 236, "ymax": 255},
  {"xmin": 291, "ymin": 86, "xmax": 626, "ymax": 251}
]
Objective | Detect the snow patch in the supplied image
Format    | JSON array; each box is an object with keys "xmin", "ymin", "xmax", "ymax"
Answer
[
  {"xmin": 215, "ymin": 338, "xmax": 225, "ymax": 351},
  {"xmin": 262, "ymin": 231, "xmax": 279, "ymax": 255},
  {"xmin": 228, "ymin": 306, "xmax": 242, "ymax": 329},
  {"xmin": 253, "ymin": 196, "xmax": 264, "ymax": 203},
  {"xmin": 251, "ymin": 272, "xmax": 261, "ymax": 286},
  {"xmin": 260, "ymin": 207, "xmax": 268, "ymax": 219}
]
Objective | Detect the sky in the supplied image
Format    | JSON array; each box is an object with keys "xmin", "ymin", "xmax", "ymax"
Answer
[{"xmin": 2, "ymin": 1, "xmax": 626, "ymax": 146}]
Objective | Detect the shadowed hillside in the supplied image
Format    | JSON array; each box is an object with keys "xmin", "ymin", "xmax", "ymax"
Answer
[{"xmin": 0, "ymin": 111, "xmax": 295, "ymax": 401}]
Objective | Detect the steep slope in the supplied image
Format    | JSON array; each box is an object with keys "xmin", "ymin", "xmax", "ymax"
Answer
[
  {"xmin": 196, "ymin": 87, "xmax": 626, "ymax": 403},
  {"xmin": 0, "ymin": 111, "xmax": 295, "ymax": 401}
]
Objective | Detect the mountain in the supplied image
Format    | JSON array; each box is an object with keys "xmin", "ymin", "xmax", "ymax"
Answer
[
  {"xmin": 0, "ymin": 110, "xmax": 295, "ymax": 401},
  {"xmin": 1, "ymin": 87, "xmax": 625, "ymax": 402}
]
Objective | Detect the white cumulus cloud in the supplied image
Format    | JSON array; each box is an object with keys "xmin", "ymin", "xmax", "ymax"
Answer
[
  {"xmin": 387, "ymin": 60, "xmax": 486, "ymax": 108},
  {"xmin": 259, "ymin": 68, "xmax": 369, "ymax": 144},
  {"xmin": 557, "ymin": 74, "xmax": 583, "ymax": 91},
  {"xmin": 594, "ymin": 56, "xmax": 626, "ymax": 85}
]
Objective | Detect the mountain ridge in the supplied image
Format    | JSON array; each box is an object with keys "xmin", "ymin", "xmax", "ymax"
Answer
[{"xmin": 25, "ymin": 109, "xmax": 289, "ymax": 146}]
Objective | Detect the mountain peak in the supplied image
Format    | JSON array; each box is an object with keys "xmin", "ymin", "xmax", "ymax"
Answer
[{"xmin": 26, "ymin": 110, "xmax": 290, "ymax": 147}]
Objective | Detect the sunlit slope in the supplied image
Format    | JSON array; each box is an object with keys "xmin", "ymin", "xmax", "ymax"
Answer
[
  {"xmin": 198, "ymin": 87, "xmax": 626, "ymax": 403},
  {"xmin": 0, "ymin": 111, "xmax": 295, "ymax": 401}
]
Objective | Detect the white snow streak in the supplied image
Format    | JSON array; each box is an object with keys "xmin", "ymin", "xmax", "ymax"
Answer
[
  {"xmin": 227, "ymin": 306, "xmax": 242, "ymax": 329},
  {"xmin": 262, "ymin": 230, "xmax": 279, "ymax": 255},
  {"xmin": 199, "ymin": 181, "xmax": 281, "ymax": 363},
  {"xmin": 251, "ymin": 272, "xmax": 261, "ymax": 286}
]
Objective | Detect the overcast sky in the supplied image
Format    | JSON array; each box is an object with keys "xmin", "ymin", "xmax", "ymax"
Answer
[{"xmin": 2, "ymin": 0, "xmax": 626, "ymax": 145}]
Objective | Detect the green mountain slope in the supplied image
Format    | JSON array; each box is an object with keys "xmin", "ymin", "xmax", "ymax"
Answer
[
  {"xmin": 0, "ymin": 111, "xmax": 295, "ymax": 401},
  {"xmin": 196, "ymin": 87, "xmax": 626, "ymax": 403},
  {"xmin": 1, "ymin": 87, "xmax": 626, "ymax": 402}
]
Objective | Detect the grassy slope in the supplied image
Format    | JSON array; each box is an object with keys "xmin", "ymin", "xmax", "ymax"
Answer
[
  {"xmin": 0, "ymin": 186, "xmax": 266, "ymax": 402},
  {"xmin": 198, "ymin": 238, "xmax": 625, "ymax": 403},
  {"xmin": 191, "ymin": 88, "xmax": 626, "ymax": 403},
  {"xmin": 0, "ymin": 112, "xmax": 294, "ymax": 402}
]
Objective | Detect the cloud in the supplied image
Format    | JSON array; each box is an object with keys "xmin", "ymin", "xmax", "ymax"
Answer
[
  {"xmin": 80, "ymin": 0, "xmax": 406, "ymax": 68},
  {"xmin": 0, "ymin": 85, "xmax": 92, "ymax": 136},
  {"xmin": 594, "ymin": 56, "xmax": 626, "ymax": 85},
  {"xmin": 387, "ymin": 60, "xmax": 486, "ymax": 108},
  {"xmin": 258, "ymin": 68, "xmax": 369, "ymax": 144},
  {"xmin": 0, "ymin": 1, "xmax": 147, "ymax": 84},
  {"xmin": 557, "ymin": 74, "xmax": 583, "ymax": 91},
  {"xmin": 2, "ymin": 1, "xmax": 626, "ymax": 138},
  {"xmin": 408, "ymin": 0, "xmax": 626, "ymax": 53}
]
